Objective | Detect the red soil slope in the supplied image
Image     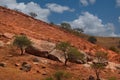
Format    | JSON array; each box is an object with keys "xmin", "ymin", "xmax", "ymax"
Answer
[{"xmin": 0, "ymin": 6, "xmax": 119, "ymax": 62}]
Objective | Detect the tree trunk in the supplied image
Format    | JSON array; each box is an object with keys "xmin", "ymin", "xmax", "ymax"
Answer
[
  {"xmin": 95, "ymin": 70, "xmax": 100, "ymax": 80},
  {"xmin": 64, "ymin": 52, "xmax": 68, "ymax": 66},
  {"xmin": 20, "ymin": 47, "xmax": 24, "ymax": 55},
  {"xmin": 64, "ymin": 58, "xmax": 68, "ymax": 66}
]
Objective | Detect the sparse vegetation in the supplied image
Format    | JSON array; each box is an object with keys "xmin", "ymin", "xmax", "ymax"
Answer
[
  {"xmin": 54, "ymin": 71, "xmax": 71, "ymax": 80},
  {"xmin": 29, "ymin": 12, "xmax": 37, "ymax": 18},
  {"xmin": 73, "ymin": 28, "xmax": 84, "ymax": 33},
  {"xmin": 91, "ymin": 51, "xmax": 108, "ymax": 80},
  {"xmin": 13, "ymin": 35, "xmax": 32, "ymax": 55},
  {"xmin": 109, "ymin": 46, "xmax": 119, "ymax": 53},
  {"xmin": 95, "ymin": 51, "xmax": 108, "ymax": 63},
  {"xmin": 56, "ymin": 42, "xmax": 84, "ymax": 66},
  {"xmin": 56, "ymin": 42, "xmax": 71, "ymax": 66},
  {"xmin": 68, "ymin": 47, "xmax": 85, "ymax": 63},
  {"xmin": 45, "ymin": 77, "xmax": 54, "ymax": 80},
  {"xmin": 108, "ymin": 76, "xmax": 117, "ymax": 80},
  {"xmin": 88, "ymin": 36, "xmax": 97, "ymax": 44},
  {"xmin": 60, "ymin": 22, "xmax": 71, "ymax": 30}
]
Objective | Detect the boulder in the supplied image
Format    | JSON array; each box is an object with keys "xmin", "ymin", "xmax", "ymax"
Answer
[
  {"xmin": 29, "ymin": 38, "xmax": 55, "ymax": 52},
  {"xmin": 0, "ymin": 62, "xmax": 6, "ymax": 67},
  {"xmin": 26, "ymin": 38, "xmax": 65, "ymax": 62},
  {"xmin": 49, "ymin": 49, "xmax": 65, "ymax": 62},
  {"xmin": 15, "ymin": 63, "xmax": 20, "ymax": 67},
  {"xmin": 20, "ymin": 62, "xmax": 32, "ymax": 72},
  {"xmin": 88, "ymin": 75, "xmax": 95, "ymax": 80},
  {"xmin": 25, "ymin": 39, "xmax": 55, "ymax": 58},
  {"xmin": 32, "ymin": 57, "xmax": 39, "ymax": 62}
]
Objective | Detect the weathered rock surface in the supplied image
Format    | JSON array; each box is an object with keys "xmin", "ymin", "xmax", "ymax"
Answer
[
  {"xmin": 3, "ymin": 33, "xmax": 14, "ymax": 39},
  {"xmin": 20, "ymin": 62, "xmax": 32, "ymax": 72},
  {"xmin": 0, "ymin": 62, "xmax": 6, "ymax": 67},
  {"xmin": 49, "ymin": 49, "xmax": 65, "ymax": 62},
  {"xmin": 0, "ymin": 41, "xmax": 4, "ymax": 47}
]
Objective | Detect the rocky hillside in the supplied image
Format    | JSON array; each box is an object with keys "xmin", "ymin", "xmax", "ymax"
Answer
[
  {"xmin": 0, "ymin": 6, "xmax": 119, "ymax": 62},
  {"xmin": 0, "ymin": 6, "xmax": 120, "ymax": 80}
]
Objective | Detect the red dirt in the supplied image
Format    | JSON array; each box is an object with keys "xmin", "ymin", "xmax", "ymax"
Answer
[{"xmin": 0, "ymin": 6, "xmax": 119, "ymax": 63}]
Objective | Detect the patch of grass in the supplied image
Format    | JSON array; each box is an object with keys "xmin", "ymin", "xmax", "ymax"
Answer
[{"xmin": 108, "ymin": 76, "xmax": 117, "ymax": 80}]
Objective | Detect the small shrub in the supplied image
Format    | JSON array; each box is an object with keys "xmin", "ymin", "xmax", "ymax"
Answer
[
  {"xmin": 87, "ymin": 36, "xmax": 97, "ymax": 44},
  {"xmin": 54, "ymin": 71, "xmax": 64, "ymax": 80},
  {"xmin": 45, "ymin": 77, "xmax": 54, "ymax": 80},
  {"xmin": 109, "ymin": 46, "xmax": 119, "ymax": 53},
  {"xmin": 13, "ymin": 35, "xmax": 32, "ymax": 55},
  {"xmin": 108, "ymin": 76, "xmax": 117, "ymax": 80},
  {"xmin": 54, "ymin": 71, "xmax": 71, "ymax": 80}
]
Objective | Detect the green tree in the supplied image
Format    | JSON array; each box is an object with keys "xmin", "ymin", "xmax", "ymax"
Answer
[
  {"xmin": 91, "ymin": 51, "xmax": 108, "ymax": 80},
  {"xmin": 91, "ymin": 63, "xmax": 105, "ymax": 80},
  {"xmin": 56, "ymin": 42, "xmax": 84, "ymax": 66},
  {"xmin": 95, "ymin": 51, "xmax": 108, "ymax": 63},
  {"xmin": 88, "ymin": 36, "xmax": 97, "ymax": 44},
  {"xmin": 61, "ymin": 22, "xmax": 71, "ymax": 30},
  {"xmin": 29, "ymin": 12, "xmax": 37, "ymax": 18},
  {"xmin": 13, "ymin": 35, "xmax": 32, "ymax": 55},
  {"xmin": 73, "ymin": 28, "xmax": 84, "ymax": 33},
  {"xmin": 68, "ymin": 47, "xmax": 85, "ymax": 63},
  {"xmin": 56, "ymin": 42, "xmax": 70, "ymax": 66}
]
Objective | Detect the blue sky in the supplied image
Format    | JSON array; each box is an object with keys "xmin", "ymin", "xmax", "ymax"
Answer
[{"xmin": 0, "ymin": 0, "xmax": 120, "ymax": 37}]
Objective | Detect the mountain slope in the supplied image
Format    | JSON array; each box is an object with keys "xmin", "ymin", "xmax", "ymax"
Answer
[{"xmin": 0, "ymin": 6, "xmax": 119, "ymax": 62}]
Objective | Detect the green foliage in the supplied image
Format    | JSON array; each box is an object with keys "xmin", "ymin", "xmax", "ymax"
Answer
[
  {"xmin": 108, "ymin": 77, "xmax": 117, "ymax": 80},
  {"xmin": 95, "ymin": 51, "xmax": 108, "ymax": 62},
  {"xmin": 56, "ymin": 42, "xmax": 85, "ymax": 65},
  {"xmin": 91, "ymin": 63, "xmax": 105, "ymax": 70},
  {"xmin": 68, "ymin": 47, "xmax": 84, "ymax": 61},
  {"xmin": 61, "ymin": 22, "xmax": 71, "ymax": 30},
  {"xmin": 45, "ymin": 77, "xmax": 54, "ymax": 80},
  {"xmin": 54, "ymin": 71, "xmax": 71, "ymax": 80},
  {"xmin": 13, "ymin": 35, "xmax": 32, "ymax": 55},
  {"xmin": 56, "ymin": 42, "xmax": 70, "ymax": 52},
  {"xmin": 109, "ymin": 46, "xmax": 119, "ymax": 53},
  {"xmin": 88, "ymin": 36, "xmax": 97, "ymax": 44},
  {"xmin": 73, "ymin": 28, "xmax": 84, "ymax": 33},
  {"xmin": 91, "ymin": 51, "xmax": 108, "ymax": 80},
  {"xmin": 13, "ymin": 35, "xmax": 31, "ymax": 48},
  {"xmin": 29, "ymin": 12, "xmax": 37, "ymax": 18},
  {"xmin": 54, "ymin": 71, "xmax": 64, "ymax": 80}
]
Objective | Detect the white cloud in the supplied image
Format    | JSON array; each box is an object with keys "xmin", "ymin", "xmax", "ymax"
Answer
[
  {"xmin": 70, "ymin": 12, "xmax": 117, "ymax": 37},
  {"xmin": 116, "ymin": 0, "xmax": 120, "ymax": 7},
  {"xmin": 80, "ymin": 0, "xmax": 88, "ymax": 6},
  {"xmin": 0, "ymin": 0, "xmax": 50, "ymax": 22},
  {"xmin": 89, "ymin": 0, "xmax": 96, "ymax": 4},
  {"xmin": 119, "ymin": 16, "xmax": 120, "ymax": 22},
  {"xmin": 46, "ymin": 3, "xmax": 74, "ymax": 13},
  {"xmin": 80, "ymin": 0, "xmax": 96, "ymax": 6}
]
